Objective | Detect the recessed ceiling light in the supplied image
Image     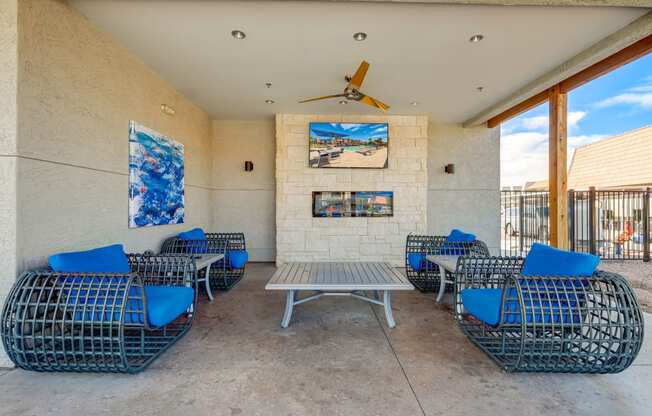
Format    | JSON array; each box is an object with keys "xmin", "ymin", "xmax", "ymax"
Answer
[
  {"xmin": 265, "ymin": 99, "xmax": 275, "ymax": 104},
  {"xmin": 476, "ymin": 86, "xmax": 484, "ymax": 92},
  {"xmin": 160, "ymin": 104, "xmax": 176, "ymax": 116},
  {"xmin": 469, "ymin": 34, "xmax": 484, "ymax": 43},
  {"xmin": 338, "ymin": 100, "xmax": 348, "ymax": 105},
  {"xmin": 411, "ymin": 101, "xmax": 419, "ymax": 106},
  {"xmin": 353, "ymin": 32, "xmax": 367, "ymax": 41},
  {"xmin": 231, "ymin": 30, "xmax": 246, "ymax": 40}
]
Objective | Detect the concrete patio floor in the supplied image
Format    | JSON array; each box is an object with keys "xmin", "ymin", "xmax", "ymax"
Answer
[{"xmin": 1, "ymin": 263, "xmax": 651, "ymax": 416}]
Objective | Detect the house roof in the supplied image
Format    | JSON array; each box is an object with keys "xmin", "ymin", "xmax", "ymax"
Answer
[
  {"xmin": 524, "ymin": 180, "xmax": 549, "ymax": 191},
  {"xmin": 568, "ymin": 124, "xmax": 652, "ymax": 190},
  {"xmin": 524, "ymin": 124, "xmax": 652, "ymax": 191}
]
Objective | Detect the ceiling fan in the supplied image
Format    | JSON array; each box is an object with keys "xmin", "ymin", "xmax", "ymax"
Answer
[{"xmin": 298, "ymin": 61, "xmax": 390, "ymax": 112}]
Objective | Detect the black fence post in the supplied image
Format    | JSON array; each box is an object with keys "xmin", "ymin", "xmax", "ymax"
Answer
[
  {"xmin": 569, "ymin": 189, "xmax": 576, "ymax": 252},
  {"xmin": 644, "ymin": 187, "xmax": 650, "ymax": 263},
  {"xmin": 589, "ymin": 186, "xmax": 596, "ymax": 255},
  {"xmin": 518, "ymin": 194, "xmax": 525, "ymax": 254}
]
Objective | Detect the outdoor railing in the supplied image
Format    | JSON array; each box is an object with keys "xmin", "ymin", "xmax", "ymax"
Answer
[{"xmin": 501, "ymin": 188, "xmax": 651, "ymax": 261}]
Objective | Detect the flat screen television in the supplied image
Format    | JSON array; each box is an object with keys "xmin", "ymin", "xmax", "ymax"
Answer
[
  {"xmin": 312, "ymin": 191, "xmax": 393, "ymax": 217},
  {"xmin": 309, "ymin": 122, "xmax": 388, "ymax": 169}
]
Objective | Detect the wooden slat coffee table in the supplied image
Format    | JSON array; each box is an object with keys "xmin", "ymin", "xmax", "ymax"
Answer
[{"xmin": 265, "ymin": 262, "xmax": 414, "ymax": 328}]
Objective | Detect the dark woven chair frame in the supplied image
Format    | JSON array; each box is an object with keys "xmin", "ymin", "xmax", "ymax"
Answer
[
  {"xmin": 405, "ymin": 234, "xmax": 490, "ymax": 292},
  {"xmin": 1, "ymin": 254, "xmax": 197, "ymax": 373},
  {"xmin": 454, "ymin": 256, "xmax": 644, "ymax": 373},
  {"xmin": 160, "ymin": 232, "xmax": 245, "ymax": 291}
]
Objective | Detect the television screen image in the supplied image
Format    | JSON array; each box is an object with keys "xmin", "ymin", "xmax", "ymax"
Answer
[
  {"xmin": 313, "ymin": 191, "xmax": 393, "ymax": 218},
  {"xmin": 309, "ymin": 122, "xmax": 388, "ymax": 169}
]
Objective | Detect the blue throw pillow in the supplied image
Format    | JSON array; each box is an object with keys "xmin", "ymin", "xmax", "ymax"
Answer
[
  {"xmin": 407, "ymin": 253, "xmax": 425, "ymax": 272},
  {"xmin": 178, "ymin": 228, "xmax": 206, "ymax": 241},
  {"xmin": 227, "ymin": 250, "xmax": 249, "ymax": 269},
  {"xmin": 522, "ymin": 243, "xmax": 599, "ymax": 277},
  {"xmin": 445, "ymin": 229, "xmax": 476, "ymax": 243},
  {"xmin": 49, "ymin": 244, "xmax": 131, "ymax": 273}
]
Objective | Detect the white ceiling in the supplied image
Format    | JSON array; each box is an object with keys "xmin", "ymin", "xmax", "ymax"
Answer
[{"xmin": 70, "ymin": 1, "xmax": 646, "ymax": 123}]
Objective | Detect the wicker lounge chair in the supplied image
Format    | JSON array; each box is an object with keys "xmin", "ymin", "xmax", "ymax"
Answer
[
  {"xmin": 454, "ymin": 243, "xmax": 644, "ymax": 373},
  {"xmin": 405, "ymin": 230, "xmax": 489, "ymax": 292},
  {"xmin": 1, "ymin": 245, "xmax": 198, "ymax": 373},
  {"xmin": 160, "ymin": 228, "xmax": 248, "ymax": 291}
]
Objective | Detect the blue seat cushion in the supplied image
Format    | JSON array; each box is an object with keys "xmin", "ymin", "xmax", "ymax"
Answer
[
  {"xmin": 522, "ymin": 243, "xmax": 599, "ymax": 277},
  {"xmin": 461, "ymin": 287, "xmax": 582, "ymax": 326},
  {"xmin": 461, "ymin": 288, "xmax": 502, "ymax": 326},
  {"xmin": 49, "ymin": 244, "xmax": 131, "ymax": 274},
  {"xmin": 178, "ymin": 228, "xmax": 206, "ymax": 241},
  {"xmin": 144, "ymin": 286, "xmax": 194, "ymax": 327},
  {"xmin": 227, "ymin": 250, "xmax": 248, "ymax": 269},
  {"xmin": 407, "ymin": 252, "xmax": 425, "ymax": 272},
  {"xmin": 66, "ymin": 283, "xmax": 194, "ymax": 327}
]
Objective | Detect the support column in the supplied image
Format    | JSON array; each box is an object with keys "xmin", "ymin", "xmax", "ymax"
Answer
[{"xmin": 548, "ymin": 85, "xmax": 569, "ymax": 249}]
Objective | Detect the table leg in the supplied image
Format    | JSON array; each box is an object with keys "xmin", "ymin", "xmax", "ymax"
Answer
[
  {"xmin": 281, "ymin": 289, "xmax": 295, "ymax": 328},
  {"xmin": 436, "ymin": 264, "xmax": 446, "ymax": 303},
  {"xmin": 383, "ymin": 290, "xmax": 396, "ymax": 328},
  {"xmin": 205, "ymin": 263, "xmax": 214, "ymax": 302}
]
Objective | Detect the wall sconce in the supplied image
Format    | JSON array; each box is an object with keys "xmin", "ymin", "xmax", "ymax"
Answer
[
  {"xmin": 244, "ymin": 161, "xmax": 254, "ymax": 172},
  {"xmin": 160, "ymin": 104, "xmax": 176, "ymax": 116},
  {"xmin": 444, "ymin": 163, "xmax": 455, "ymax": 174}
]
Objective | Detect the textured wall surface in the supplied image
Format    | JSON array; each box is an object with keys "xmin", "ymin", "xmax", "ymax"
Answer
[
  {"xmin": 428, "ymin": 123, "xmax": 501, "ymax": 252},
  {"xmin": 212, "ymin": 120, "xmax": 276, "ymax": 261},
  {"xmin": 15, "ymin": 0, "xmax": 214, "ymax": 271},
  {"xmin": 0, "ymin": 0, "xmax": 18, "ymax": 367},
  {"xmin": 276, "ymin": 114, "xmax": 428, "ymax": 266}
]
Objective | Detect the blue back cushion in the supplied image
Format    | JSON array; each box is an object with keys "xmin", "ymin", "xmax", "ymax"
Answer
[
  {"xmin": 178, "ymin": 228, "xmax": 206, "ymax": 241},
  {"xmin": 522, "ymin": 243, "xmax": 599, "ymax": 277},
  {"xmin": 445, "ymin": 229, "xmax": 476, "ymax": 243},
  {"xmin": 439, "ymin": 229, "xmax": 476, "ymax": 255},
  {"xmin": 49, "ymin": 244, "xmax": 131, "ymax": 273}
]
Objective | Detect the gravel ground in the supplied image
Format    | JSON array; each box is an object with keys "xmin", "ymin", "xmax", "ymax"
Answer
[{"xmin": 600, "ymin": 260, "xmax": 652, "ymax": 313}]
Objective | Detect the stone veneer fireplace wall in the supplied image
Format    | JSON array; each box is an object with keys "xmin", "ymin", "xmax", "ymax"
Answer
[{"xmin": 275, "ymin": 114, "xmax": 428, "ymax": 266}]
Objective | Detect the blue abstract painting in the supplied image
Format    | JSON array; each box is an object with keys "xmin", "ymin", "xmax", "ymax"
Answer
[{"xmin": 128, "ymin": 121, "xmax": 185, "ymax": 228}]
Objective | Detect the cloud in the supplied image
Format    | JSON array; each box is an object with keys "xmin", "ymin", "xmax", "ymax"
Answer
[
  {"xmin": 595, "ymin": 93, "xmax": 652, "ymax": 109},
  {"xmin": 502, "ymin": 111, "xmax": 586, "ymax": 134},
  {"xmin": 500, "ymin": 132, "xmax": 607, "ymax": 187},
  {"xmin": 500, "ymin": 131, "xmax": 548, "ymax": 187},
  {"xmin": 370, "ymin": 126, "xmax": 387, "ymax": 135}
]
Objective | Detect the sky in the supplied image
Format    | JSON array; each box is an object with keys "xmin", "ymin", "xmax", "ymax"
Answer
[
  {"xmin": 310, "ymin": 122, "xmax": 388, "ymax": 141},
  {"xmin": 500, "ymin": 53, "xmax": 652, "ymax": 188}
]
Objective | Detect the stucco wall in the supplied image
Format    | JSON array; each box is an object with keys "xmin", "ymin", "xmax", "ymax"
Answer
[
  {"xmin": 0, "ymin": 0, "xmax": 18, "ymax": 367},
  {"xmin": 212, "ymin": 120, "xmax": 276, "ymax": 261},
  {"xmin": 428, "ymin": 123, "xmax": 501, "ymax": 253},
  {"xmin": 15, "ymin": 0, "xmax": 214, "ymax": 271},
  {"xmin": 275, "ymin": 114, "xmax": 428, "ymax": 266}
]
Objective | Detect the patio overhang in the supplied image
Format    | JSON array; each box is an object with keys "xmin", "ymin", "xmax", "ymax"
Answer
[
  {"xmin": 462, "ymin": 11, "xmax": 652, "ymax": 249},
  {"xmin": 463, "ymin": 11, "xmax": 652, "ymax": 128}
]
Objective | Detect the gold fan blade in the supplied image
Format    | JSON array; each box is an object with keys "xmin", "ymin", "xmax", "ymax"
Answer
[
  {"xmin": 298, "ymin": 94, "xmax": 346, "ymax": 103},
  {"xmin": 347, "ymin": 61, "xmax": 370, "ymax": 89},
  {"xmin": 359, "ymin": 94, "xmax": 390, "ymax": 112}
]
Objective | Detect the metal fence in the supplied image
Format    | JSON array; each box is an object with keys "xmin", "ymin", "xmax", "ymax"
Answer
[{"xmin": 501, "ymin": 188, "xmax": 651, "ymax": 261}]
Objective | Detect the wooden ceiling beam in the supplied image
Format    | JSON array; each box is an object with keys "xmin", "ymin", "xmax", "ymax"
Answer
[
  {"xmin": 485, "ymin": 34, "xmax": 652, "ymax": 128},
  {"xmin": 559, "ymin": 34, "xmax": 652, "ymax": 93},
  {"xmin": 487, "ymin": 90, "xmax": 548, "ymax": 128}
]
